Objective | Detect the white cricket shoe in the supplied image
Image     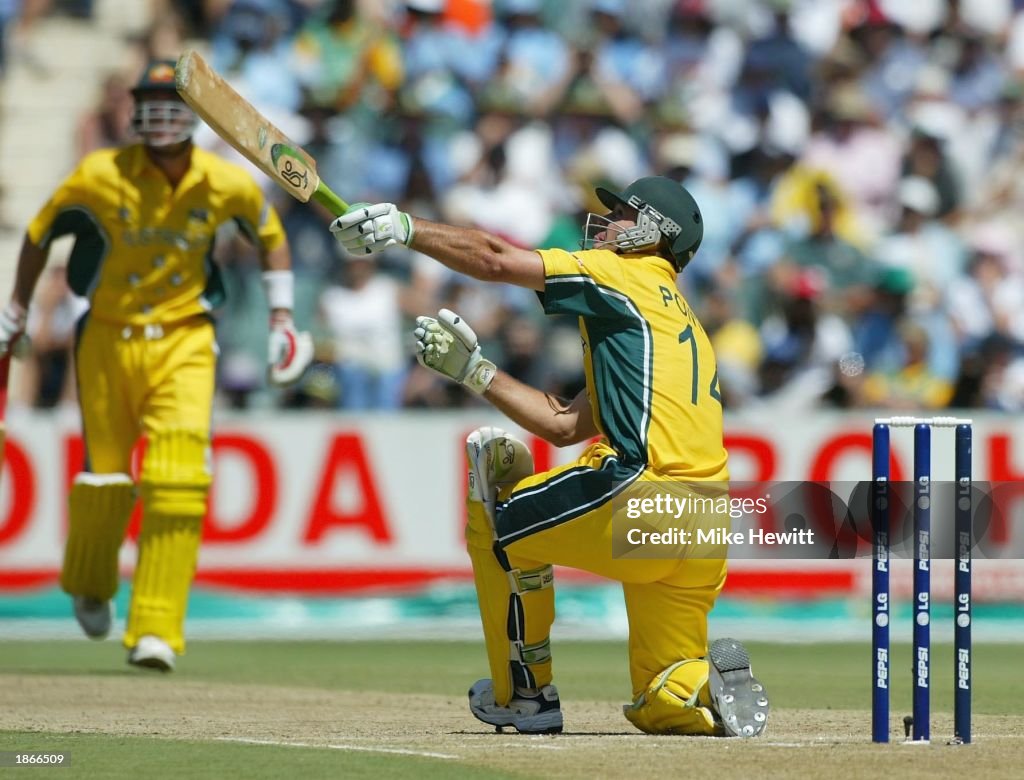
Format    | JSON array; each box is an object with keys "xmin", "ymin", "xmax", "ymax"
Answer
[
  {"xmin": 468, "ymin": 679, "xmax": 563, "ymax": 734},
  {"xmin": 73, "ymin": 596, "xmax": 112, "ymax": 640},
  {"xmin": 127, "ymin": 634, "xmax": 175, "ymax": 672}
]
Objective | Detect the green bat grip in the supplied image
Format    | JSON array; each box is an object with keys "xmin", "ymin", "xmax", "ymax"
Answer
[{"xmin": 312, "ymin": 181, "xmax": 349, "ymax": 216}]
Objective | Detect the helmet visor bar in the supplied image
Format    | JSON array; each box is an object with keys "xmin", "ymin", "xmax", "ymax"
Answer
[
  {"xmin": 579, "ymin": 210, "xmax": 663, "ymax": 254},
  {"xmin": 131, "ymin": 101, "xmax": 198, "ymax": 147}
]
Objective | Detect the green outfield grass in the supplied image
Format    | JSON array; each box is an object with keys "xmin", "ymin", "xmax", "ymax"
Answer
[
  {"xmin": 1, "ymin": 639, "xmax": 1020, "ymax": 713},
  {"xmin": 1, "ymin": 640, "xmax": 1021, "ymax": 778},
  {"xmin": 0, "ymin": 732, "xmax": 518, "ymax": 780}
]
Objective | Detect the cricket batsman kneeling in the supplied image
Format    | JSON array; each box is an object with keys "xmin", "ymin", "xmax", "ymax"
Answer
[
  {"xmin": 0, "ymin": 60, "xmax": 313, "ymax": 671},
  {"xmin": 331, "ymin": 177, "xmax": 769, "ymax": 737}
]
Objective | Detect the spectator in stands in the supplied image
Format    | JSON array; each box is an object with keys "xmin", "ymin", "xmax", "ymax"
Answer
[
  {"xmin": 901, "ymin": 128, "xmax": 960, "ymax": 217},
  {"xmin": 874, "ymin": 176, "xmax": 967, "ymax": 310},
  {"xmin": 774, "ymin": 175, "xmax": 875, "ymax": 319},
  {"xmin": 293, "ymin": 0, "xmax": 402, "ymax": 113},
  {"xmin": 756, "ymin": 268, "xmax": 853, "ymax": 409},
  {"xmin": 801, "ymin": 83, "xmax": 901, "ymax": 239},
  {"xmin": 319, "ymin": 252, "xmax": 409, "ymax": 409},
  {"xmin": 859, "ymin": 321, "xmax": 953, "ymax": 410},
  {"xmin": 1, "ymin": 0, "xmax": 52, "ymax": 77},
  {"xmin": 211, "ymin": 0, "xmax": 303, "ymax": 113},
  {"xmin": 737, "ymin": 0, "xmax": 812, "ymax": 103},
  {"xmin": 476, "ymin": 0, "xmax": 572, "ymax": 118}
]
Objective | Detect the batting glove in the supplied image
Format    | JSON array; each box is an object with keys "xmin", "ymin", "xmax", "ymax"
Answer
[
  {"xmin": 267, "ymin": 313, "xmax": 314, "ymax": 387},
  {"xmin": 413, "ymin": 309, "xmax": 496, "ymax": 396},
  {"xmin": 330, "ymin": 202, "xmax": 414, "ymax": 257},
  {"xmin": 0, "ymin": 300, "xmax": 30, "ymax": 359}
]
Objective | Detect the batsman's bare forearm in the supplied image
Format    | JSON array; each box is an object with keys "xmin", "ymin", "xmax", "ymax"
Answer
[
  {"xmin": 11, "ymin": 235, "xmax": 50, "ymax": 308},
  {"xmin": 483, "ymin": 372, "xmax": 597, "ymax": 447},
  {"xmin": 409, "ymin": 218, "xmax": 545, "ymax": 291},
  {"xmin": 260, "ymin": 241, "xmax": 292, "ymax": 273}
]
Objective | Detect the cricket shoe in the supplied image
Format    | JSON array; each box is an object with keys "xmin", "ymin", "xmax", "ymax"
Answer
[
  {"xmin": 468, "ymin": 679, "xmax": 563, "ymax": 734},
  {"xmin": 127, "ymin": 635, "xmax": 175, "ymax": 672},
  {"xmin": 707, "ymin": 638, "xmax": 769, "ymax": 737},
  {"xmin": 73, "ymin": 596, "xmax": 112, "ymax": 640}
]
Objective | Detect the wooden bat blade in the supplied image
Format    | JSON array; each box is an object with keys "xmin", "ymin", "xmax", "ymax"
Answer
[{"xmin": 175, "ymin": 49, "xmax": 349, "ymax": 214}]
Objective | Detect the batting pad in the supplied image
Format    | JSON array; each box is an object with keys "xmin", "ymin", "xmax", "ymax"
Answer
[
  {"xmin": 125, "ymin": 512, "xmax": 203, "ymax": 654},
  {"xmin": 60, "ymin": 473, "xmax": 136, "ymax": 600},
  {"xmin": 126, "ymin": 429, "xmax": 210, "ymax": 653},
  {"xmin": 623, "ymin": 659, "xmax": 719, "ymax": 736},
  {"xmin": 467, "ymin": 500, "xmax": 519, "ymax": 704},
  {"xmin": 465, "ymin": 428, "xmax": 554, "ymax": 705},
  {"xmin": 140, "ymin": 428, "xmax": 212, "ymax": 516}
]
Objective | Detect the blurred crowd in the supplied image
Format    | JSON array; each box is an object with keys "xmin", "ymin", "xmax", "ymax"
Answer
[{"xmin": 7, "ymin": 0, "xmax": 1024, "ymax": 412}]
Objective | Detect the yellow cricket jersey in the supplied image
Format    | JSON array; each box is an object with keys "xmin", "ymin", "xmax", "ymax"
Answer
[
  {"xmin": 537, "ymin": 247, "xmax": 729, "ymax": 481},
  {"xmin": 27, "ymin": 144, "xmax": 285, "ymax": 326}
]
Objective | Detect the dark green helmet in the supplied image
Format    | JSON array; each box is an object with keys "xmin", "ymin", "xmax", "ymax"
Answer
[{"xmin": 592, "ymin": 176, "xmax": 703, "ymax": 270}]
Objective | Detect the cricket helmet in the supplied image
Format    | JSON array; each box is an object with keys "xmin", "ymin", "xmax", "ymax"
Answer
[
  {"xmin": 584, "ymin": 176, "xmax": 703, "ymax": 270},
  {"xmin": 131, "ymin": 59, "xmax": 198, "ymax": 147}
]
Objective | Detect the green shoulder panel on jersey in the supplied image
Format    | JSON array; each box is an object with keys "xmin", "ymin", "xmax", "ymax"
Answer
[
  {"xmin": 546, "ymin": 274, "xmax": 653, "ymax": 466},
  {"xmin": 541, "ymin": 273, "xmax": 630, "ymax": 319},
  {"xmin": 44, "ymin": 206, "xmax": 111, "ymax": 298},
  {"xmin": 199, "ymin": 245, "xmax": 227, "ymax": 311}
]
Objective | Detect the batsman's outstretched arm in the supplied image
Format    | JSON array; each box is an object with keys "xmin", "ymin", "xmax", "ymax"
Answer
[
  {"xmin": 484, "ymin": 374, "xmax": 598, "ymax": 448},
  {"xmin": 11, "ymin": 235, "xmax": 49, "ymax": 310},
  {"xmin": 410, "ymin": 218, "xmax": 546, "ymax": 292},
  {"xmin": 331, "ymin": 204, "xmax": 546, "ymax": 292}
]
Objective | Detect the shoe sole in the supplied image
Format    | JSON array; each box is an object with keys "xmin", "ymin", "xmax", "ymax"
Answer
[
  {"xmin": 470, "ymin": 708, "xmax": 563, "ymax": 735},
  {"xmin": 128, "ymin": 655, "xmax": 174, "ymax": 673},
  {"xmin": 708, "ymin": 638, "xmax": 769, "ymax": 738},
  {"xmin": 77, "ymin": 622, "xmax": 111, "ymax": 640}
]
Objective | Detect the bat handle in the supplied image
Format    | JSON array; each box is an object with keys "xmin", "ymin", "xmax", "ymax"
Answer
[{"xmin": 312, "ymin": 182, "xmax": 349, "ymax": 216}]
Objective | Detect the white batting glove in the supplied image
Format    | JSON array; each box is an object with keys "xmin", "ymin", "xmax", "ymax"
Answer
[
  {"xmin": 267, "ymin": 314, "xmax": 314, "ymax": 387},
  {"xmin": 330, "ymin": 202, "xmax": 414, "ymax": 257},
  {"xmin": 0, "ymin": 301, "xmax": 30, "ymax": 359},
  {"xmin": 413, "ymin": 309, "xmax": 496, "ymax": 396}
]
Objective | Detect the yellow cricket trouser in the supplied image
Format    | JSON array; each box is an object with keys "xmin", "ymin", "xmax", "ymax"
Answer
[
  {"xmin": 491, "ymin": 442, "xmax": 726, "ymax": 699},
  {"xmin": 74, "ymin": 314, "xmax": 216, "ymax": 653}
]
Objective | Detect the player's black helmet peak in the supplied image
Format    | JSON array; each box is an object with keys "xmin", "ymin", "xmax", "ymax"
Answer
[{"xmin": 583, "ymin": 176, "xmax": 703, "ymax": 271}]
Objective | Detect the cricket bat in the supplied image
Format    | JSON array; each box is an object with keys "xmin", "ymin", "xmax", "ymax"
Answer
[{"xmin": 175, "ymin": 49, "xmax": 350, "ymax": 216}]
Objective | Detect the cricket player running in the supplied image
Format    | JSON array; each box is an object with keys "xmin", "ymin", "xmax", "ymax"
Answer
[
  {"xmin": 331, "ymin": 177, "xmax": 769, "ymax": 736},
  {"xmin": 0, "ymin": 60, "xmax": 313, "ymax": 671}
]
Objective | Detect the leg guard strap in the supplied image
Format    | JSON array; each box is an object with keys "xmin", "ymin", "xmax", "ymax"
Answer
[{"xmin": 511, "ymin": 564, "xmax": 554, "ymax": 593}]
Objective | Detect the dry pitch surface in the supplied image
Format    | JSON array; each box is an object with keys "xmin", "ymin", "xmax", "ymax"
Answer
[{"xmin": 3, "ymin": 673, "xmax": 1020, "ymax": 779}]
